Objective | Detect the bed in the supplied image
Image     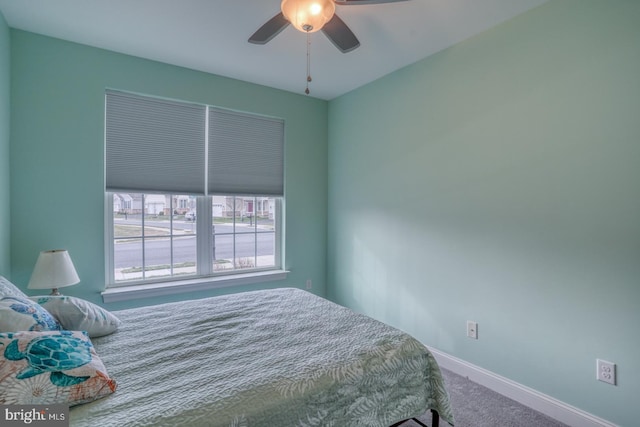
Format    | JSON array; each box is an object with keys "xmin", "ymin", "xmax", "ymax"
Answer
[{"xmin": 70, "ymin": 287, "xmax": 454, "ymax": 427}]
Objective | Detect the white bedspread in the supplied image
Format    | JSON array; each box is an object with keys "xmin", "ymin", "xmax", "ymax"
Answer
[{"xmin": 70, "ymin": 288, "xmax": 453, "ymax": 426}]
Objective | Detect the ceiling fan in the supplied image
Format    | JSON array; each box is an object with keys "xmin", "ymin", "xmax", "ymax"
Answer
[{"xmin": 249, "ymin": 0, "xmax": 409, "ymax": 53}]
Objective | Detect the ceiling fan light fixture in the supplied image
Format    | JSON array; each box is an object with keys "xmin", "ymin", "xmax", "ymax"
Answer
[{"xmin": 281, "ymin": 0, "xmax": 336, "ymax": 33}]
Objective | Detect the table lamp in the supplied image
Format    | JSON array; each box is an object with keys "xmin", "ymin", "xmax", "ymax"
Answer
[{"xmin": 28, "ymin": 249, "xmax": 80, "ymax": 295}]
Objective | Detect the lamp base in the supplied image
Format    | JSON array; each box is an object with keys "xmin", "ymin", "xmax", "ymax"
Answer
[{"xmin": 50, "ymin": 288, "xmax": 62, "ymax": 296}]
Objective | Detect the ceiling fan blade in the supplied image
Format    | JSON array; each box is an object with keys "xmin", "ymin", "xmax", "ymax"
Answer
[
  {"xmin": 248, "ymin": 12, "xmax": 290, "ymax": 45},
  {"xmin": 321, "ymin": 14, "xmax": 360, "ymax": 53},
  {"xmin": 334, "ymin": 0, "xmax": 409, "ymax": 5}
]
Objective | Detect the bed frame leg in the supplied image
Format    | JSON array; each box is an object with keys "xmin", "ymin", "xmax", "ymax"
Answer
[
  {"xmin": 431, "ymin": 409, "xmax": 439, "ymax": 427},
  {"xmin": 413, "ymin": 410, "xmax": 440, "ymax": 427},
  {"xmin": 389, "ymin": 410, "xmax": 439, "ymax": 427}
]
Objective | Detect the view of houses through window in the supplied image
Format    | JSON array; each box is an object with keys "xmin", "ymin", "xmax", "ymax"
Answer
[{"xmin": 111, "ymin": 193, "xmax": 277, "ymax": 283}]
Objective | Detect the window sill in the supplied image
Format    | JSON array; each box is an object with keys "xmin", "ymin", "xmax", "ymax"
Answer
[{"xmin": 101, "ymin": 270, "xmax": 289, "ymax": 303}]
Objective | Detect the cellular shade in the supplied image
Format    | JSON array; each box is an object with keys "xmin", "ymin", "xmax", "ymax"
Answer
[
  {"xmin": 208, "ymin": 107, "xmax": 284, "ymax": 196},
  {"xmin": 105, "ymin": 90, "xmax": 206, "ymax": 194}
]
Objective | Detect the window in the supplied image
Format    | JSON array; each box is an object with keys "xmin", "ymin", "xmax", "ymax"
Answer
[
  {"xmin": 109, "ymin": 193, "xmax": 197, "ymax": 283},
  {"xmin": 106, "ymin": 193, "xmax": 280, "ymax": 285},
  {"xmin": 211, "ymin": 196, "xmax": 278, "ymax": 272},
  {"xmin": 104, "ymin": 90, "xmax": 284, "ymax": 288}
]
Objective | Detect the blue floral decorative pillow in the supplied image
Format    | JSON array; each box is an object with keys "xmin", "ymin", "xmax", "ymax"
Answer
[
  {"xmin": 0, "ymin": 330, "xmax": 117, "ymax": 405},
  {"xmin": 0, "ymin": 296, "xmax": 61, "ymax": 332}
]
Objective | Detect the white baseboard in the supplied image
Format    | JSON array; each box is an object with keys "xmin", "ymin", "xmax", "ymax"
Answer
[{"xmin": 427, "ymin": 347, "xmax": 617, "ymax": 427}]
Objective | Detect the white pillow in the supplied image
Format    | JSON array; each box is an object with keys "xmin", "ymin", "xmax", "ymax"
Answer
[
  {"xmin": 30, "ymin": 296, "xmax": 121, "ymax": 338},
  {"xmin": 0, "ymin": 276, "xmax": 28, "ymax": 299}
]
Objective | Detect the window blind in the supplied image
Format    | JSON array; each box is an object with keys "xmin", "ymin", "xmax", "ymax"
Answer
[
  {"xmin": 208, "ymin": 107, "xmax": 284, "ymax": 196},
  {"xmin": 105, "ymin": 91, "xmax": 284, "ymax": 197},
  {"xmin": 105, "ymin": 90, "xmax": 207, "ymax": 194}
]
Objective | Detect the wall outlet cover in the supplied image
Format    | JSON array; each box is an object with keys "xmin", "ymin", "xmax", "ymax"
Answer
[
  {"xmin": 597, "ymin": 359, "xmax": 616, "ymax": 385},
  {"xmin": 467, "ymin": 321, "xmax": 478, "ymax": 339}
]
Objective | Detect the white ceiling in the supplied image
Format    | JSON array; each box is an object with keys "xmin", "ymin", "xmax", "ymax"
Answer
[{"xmin": 0, "ymin": 0, "xmax": 548, "ymax": 100}]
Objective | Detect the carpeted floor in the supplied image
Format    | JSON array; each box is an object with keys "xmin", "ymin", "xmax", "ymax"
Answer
[{"xmin": 399, "ymin": 368, "xmax": 569, "ymax": 427}]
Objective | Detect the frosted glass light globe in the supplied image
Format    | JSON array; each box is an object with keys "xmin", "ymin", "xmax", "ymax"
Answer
[{"xmin": 281, "ymin": 0, "xmax": 336, "ymax": 33}]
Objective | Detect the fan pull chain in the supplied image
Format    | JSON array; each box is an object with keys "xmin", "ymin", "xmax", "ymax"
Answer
[{"xmin": 305, "ymin": 31, "xmax": 312, "ymax": 95}]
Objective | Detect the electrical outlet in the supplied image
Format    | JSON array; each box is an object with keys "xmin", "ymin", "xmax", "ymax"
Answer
[
  {"xmin": 306, "ymin": 279, "xmax": 312, "ymax": 290},
  {"xmin": 467, "ymin": 321, "xmax": 478, "ymax": 339},
  {"xmin": 597, "ymin": 359, "xmax": 616, "ymax": 385}
]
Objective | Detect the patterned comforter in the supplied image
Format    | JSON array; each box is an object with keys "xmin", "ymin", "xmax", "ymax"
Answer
[{"xmin": 70, "ymin": 288, "xmax": 454, "ymax": 426}]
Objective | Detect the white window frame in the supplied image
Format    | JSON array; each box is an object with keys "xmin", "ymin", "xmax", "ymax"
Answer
[{"xmin": 103, "ymin": 194, "xmax": 285, "ymax": 303}]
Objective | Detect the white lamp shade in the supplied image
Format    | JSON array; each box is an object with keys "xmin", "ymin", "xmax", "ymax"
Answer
[
  {"xmin": 28, "ymin": 250, "xmax": 80, "ymax": 291},
  {"xmin": 281, "ymin": 0, "xmax": 335, "ymax": 33}
]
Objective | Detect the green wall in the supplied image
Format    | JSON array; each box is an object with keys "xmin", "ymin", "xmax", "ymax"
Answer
[
  {"xmin": 9, "ymin": 30, "xmax": 328, "ymax": 310},
  {"xmin": 327, "ymin": 1, "xmax": 639, "ymax": 425},
  {"xmin": 0, "ymin": 11, "xmax": 9, "ymax": 277}
]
